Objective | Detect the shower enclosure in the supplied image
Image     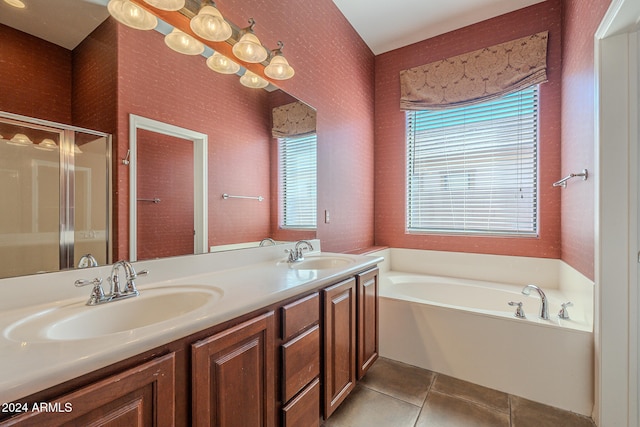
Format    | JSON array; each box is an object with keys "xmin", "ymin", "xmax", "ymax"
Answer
[{"xmin": 0, "ymin": 112, "xmax": 111, "ymax": 278}]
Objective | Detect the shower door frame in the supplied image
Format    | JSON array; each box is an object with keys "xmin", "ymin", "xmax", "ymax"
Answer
[{"xmin": 0, "ymin": 111, "xmax": 112, "ymax": 272}]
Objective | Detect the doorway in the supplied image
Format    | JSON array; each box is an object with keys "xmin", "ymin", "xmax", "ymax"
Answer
[{"xmin": 128, "ymin": 114, "xmax": 208, "ymax": 261}]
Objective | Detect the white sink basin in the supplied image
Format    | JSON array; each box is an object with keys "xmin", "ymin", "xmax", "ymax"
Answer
[
  {"xmin": 279, "ymin": 255, "xmax": 355, "ymax": 270},
  {"xmin": 4, "ymin": 285, "xmax": 223, "ymax": 342}
]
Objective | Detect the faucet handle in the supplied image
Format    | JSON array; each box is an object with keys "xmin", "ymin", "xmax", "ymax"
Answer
[
  {"xmin": 134, "ymin": 269, "xmax": 149, "ymax": 279},
  {"xmin": 508, "ymin": 301, "xmax": 526, "ymax": 319},
  {"xmin": 75, "ymin": 278, "xmax": 106, "ymax": 306},
  {"xmin": 558, "ymin": 301, "xmax": 573, "ymax": 319},
  {"xmin": 75, "ymin": 277, "xmax": 103, "ymax": 288},
  {"xmin": 285, "ymin": 249, "xmax": 296, "ymax": 262}
]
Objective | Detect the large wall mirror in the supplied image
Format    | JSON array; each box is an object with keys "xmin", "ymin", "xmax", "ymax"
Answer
[{"xmin": 0, "ymin": 0, "xmax": 317, "ymax": 278}]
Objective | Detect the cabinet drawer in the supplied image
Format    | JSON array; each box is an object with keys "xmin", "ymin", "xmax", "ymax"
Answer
[
  {"xmin": 281, "ymin": 292, "xmax": 319, "ymax": 341},
  {"xmin": 282, "ymin": 378, "xmax": 320, "ymax": 427},
  {"xmin": 282, "ymin": 325, "xmax": 320, "ymax": 403}
]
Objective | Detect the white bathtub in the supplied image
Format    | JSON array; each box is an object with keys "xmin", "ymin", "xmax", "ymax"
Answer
[{"xmin": 379, "ymin": 270, "xmax": 594, "ymax": 416}]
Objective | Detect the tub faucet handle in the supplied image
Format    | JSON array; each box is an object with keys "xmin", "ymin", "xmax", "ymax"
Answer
[
  {"xmin": 508, "ymin": 301, "xmax": 526, "ymax": 319},
  {"xmin": 558, "ymin": 301, "xmax": 573, "ymax": 319}
]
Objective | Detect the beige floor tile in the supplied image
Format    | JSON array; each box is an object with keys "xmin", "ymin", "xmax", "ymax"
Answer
[
  {"xmin": 416, "ymin": 391, "xmax": 510, "ymax": 427},
  {"xmin": 322, "ymin": 385, "xmax": 421, "ymax": 427},
  {"xmin": 432, "ymin": 374, "xmax": 510, "ymax": 413},
  {"xmin": 359, "ymin": 357, "xmax": 436, "ymax": 406},
  {"xmin": 510, "ymin": 395, "xmax": 595, "ymax": 427}
]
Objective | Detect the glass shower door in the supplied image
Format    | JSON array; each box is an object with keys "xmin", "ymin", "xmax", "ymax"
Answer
[{"xmin": 0, "ymin": 114, "xmax": 111, "ymax": 278}]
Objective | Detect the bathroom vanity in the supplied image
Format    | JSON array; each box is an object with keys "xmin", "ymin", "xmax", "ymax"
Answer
[{"xmin": 0, "ymin": 243, "xmax": 381, "ymax": 426}]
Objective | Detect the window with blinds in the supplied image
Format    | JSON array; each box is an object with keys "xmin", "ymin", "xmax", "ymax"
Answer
[
  {"xmin": 279, "ymin": 133, "xmax": 317, "ymax": 229},
  {"xmin": 406, "ymin": 87, "xmax": 538, "ymax": 236}
]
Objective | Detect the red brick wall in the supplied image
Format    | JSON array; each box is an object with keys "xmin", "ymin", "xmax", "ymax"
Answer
[
  {"xmin": 210, "ymin": 0, "xmax": 376, "ymax": 253},
  {"xmin": 560, "ymin": 0, "xmax": 611, "ymax": 280},
  {"xmin": 115, "ymin": 24, "xmax": 272, "ymax": 258},
  {"xmin": 0, "ymin": 24, "xmax": 72, "ymax": 124},
  {"xmin": 136, "ymin": 129, "xmax": 194, "ymax": 260},
  {"xmin": 115, "ymin": 0, "xmax": 376, "ymax": 255},
  {"xmin": 72, "ymin": 19, "xmax": 118, "ymax": 134},
  {"xmin": 374, "ymin": 1, "xmax": 563, "ymax": 259}
]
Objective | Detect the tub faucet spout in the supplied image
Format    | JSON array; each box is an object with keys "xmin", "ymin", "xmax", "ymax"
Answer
[{"xmin": 521, "ymin": 284, "xmax": 549, "ymax": 320}]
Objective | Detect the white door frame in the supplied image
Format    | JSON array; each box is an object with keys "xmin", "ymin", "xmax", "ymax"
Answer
[
  {"xmin": 595, "ymin": 0, "xmax": 640, "ymax": 425},
  {"xmin": 128, "ymin": 114, "xmax": 208, "ymax": 261}
]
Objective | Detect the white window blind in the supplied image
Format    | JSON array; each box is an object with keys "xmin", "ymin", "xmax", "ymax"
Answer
[
  {"xmin": 280, "ymin": 133, "xmax": 317, "ymax": 229},
  {"xmin": 406, "ymin": 87, "xmax": 538, "ymax": 236}
]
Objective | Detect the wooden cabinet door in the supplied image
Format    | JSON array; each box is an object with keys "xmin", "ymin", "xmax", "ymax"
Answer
[
  {"xmin": 192, "ymin": 311, "xmax": 275, "ymax": 427},
  {"xmin": 357, "ymin": 268, "xmax": 379, "ymax": 379},
  {"xmin": 322, "ymin": 278, "xmax": 356, "ymax": 419},
  {"xmin": 0, "ymin": 353, "xmax": 175, "ymax": 427}
]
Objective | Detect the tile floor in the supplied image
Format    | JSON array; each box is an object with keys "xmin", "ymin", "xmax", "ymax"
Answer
[{"xmin": 322, "ymin": 358, "xmax": 595, "ymax": 427}]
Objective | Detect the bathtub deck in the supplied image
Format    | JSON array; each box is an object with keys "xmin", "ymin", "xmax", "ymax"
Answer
[{"xmin": 322, "ymin": 357, "xmax": 595, "ymax": 427}]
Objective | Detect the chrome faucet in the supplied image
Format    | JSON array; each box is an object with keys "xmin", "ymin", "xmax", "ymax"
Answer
[
  {"xmin": 109, "ymin": 260, "xmax": 147, "ymax": 297},
  {"xmin": 286, "ymin": 240, "xmax": 314, "ymax": 262},
  {"xmin": 521, "ymin": 284, "xmax": 549, "ymax": 320},
  {"xmin": 75, "ymin": 260, "xmax": 148, "ymax": 306}
]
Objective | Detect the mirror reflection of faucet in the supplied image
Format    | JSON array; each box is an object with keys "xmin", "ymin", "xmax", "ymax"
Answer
[
  {"xmin": 259, "ymin": 238, "xmax": 276, "ymax": 246},
  {"xmin": 77, "ymin": 254, "xmax": 98, "ymax": 268}
]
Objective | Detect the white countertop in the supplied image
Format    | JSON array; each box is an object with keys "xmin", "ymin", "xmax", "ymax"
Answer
[{"xmin": 0, "ymin": 241, "xmax": 382, "ymax": 404}]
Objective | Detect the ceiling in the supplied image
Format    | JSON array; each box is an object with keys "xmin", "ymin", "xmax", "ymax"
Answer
[
  {"xmin": 0, "ymin": 0, "xmax": 110, "ymax": 50},
  {"xmin": 331, "ymin": 0, "xmax": 547, "ymax": 54},
  {"xmin": 1, "ymin": 0, "xmax": 546, "ymax": 53}
]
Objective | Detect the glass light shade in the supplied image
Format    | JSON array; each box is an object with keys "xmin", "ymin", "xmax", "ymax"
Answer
[
  {"xmin": 7, "ymin": 133, "xmax": 33, "ymax": 146},
  {"xmin": 265, "ymin": 55, "xmax": 295, "ymax": 80},
  {"xmin": 206, "ymin": 52, "xmax": 240, "ymax": 74},
  {"xmin": 107, "ymin": 0, "xmax": 157, "ymax": 30},
  {"xmin": 34, "ymin": 138, "xmax": 58, "ymax": 151},
  {"xmin": 142, "ymin": 0, "xmax": 184, "ymax": 11},
  {"xmin": 3, "ymin": 0, "xmax": 26, "ymax": 9},
  {"xmin": 74, "ymin": 144, "xmax": 83, "ymax": 154},
  {"xmin": 164, "ymin": 28, "xmax": 205, "ymax": 55},
  {"xmin": 232, "ymin": 32, "xmax": 268, "ymax": 63},
  {"xmin": 190, "ymin": 5, "xmax": 232, "ymax": 41},
  {"xmin": 240, "ymin": 71, "xmax": 268, "ymax": 89}
]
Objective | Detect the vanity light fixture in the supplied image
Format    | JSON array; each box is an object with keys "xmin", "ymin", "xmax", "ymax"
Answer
[
  {"xmin": 206, "ymin": 52, "xmax": 240, "ymax": 74},
  {"xmin": 264, "ymin": 41, "xmax": 295, "ymax": 80},
  {"xmin": 232, "ymin": 19, "xmax": 268, "ymax": 63},
  {"xmin": 142, "ymin": 0, "xmax": 184, "ymax": 11},
  {"xmin": 107, "ymin": 0, "xmax": 157, "ymax": 30},
  {"xmin": 6, "ymin": 133, "xmax": 33, "ymax": 146},
  {"xmin": 74, "ymin": 144, "xmax": 83, "ymax": 155},
  {"xmin": 190, "ymin": 1, "xmax": 232, "ymax": 42},
  {"xmin": 108, "ymin": 2, "xmax": 296, "ymax": 87},
  {"xmin": 165, "ymin": 28, "xmax": 205, "ymax": 55},
  {"xmin": 240, "ymin": 70, "xmax": 268, "ymax": 89},
  {"xmin": 34, "ymin": 138, "xmax": 57, "ymax": 151}
]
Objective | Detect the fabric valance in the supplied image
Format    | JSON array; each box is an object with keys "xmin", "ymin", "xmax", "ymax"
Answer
[
  {"xmin": 272, "ymin": 101, "xmax": 317, "ymax": 138},
  {"xmin": 400, "ymin": 31, "xmax": 549, "ymax": 110}
]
